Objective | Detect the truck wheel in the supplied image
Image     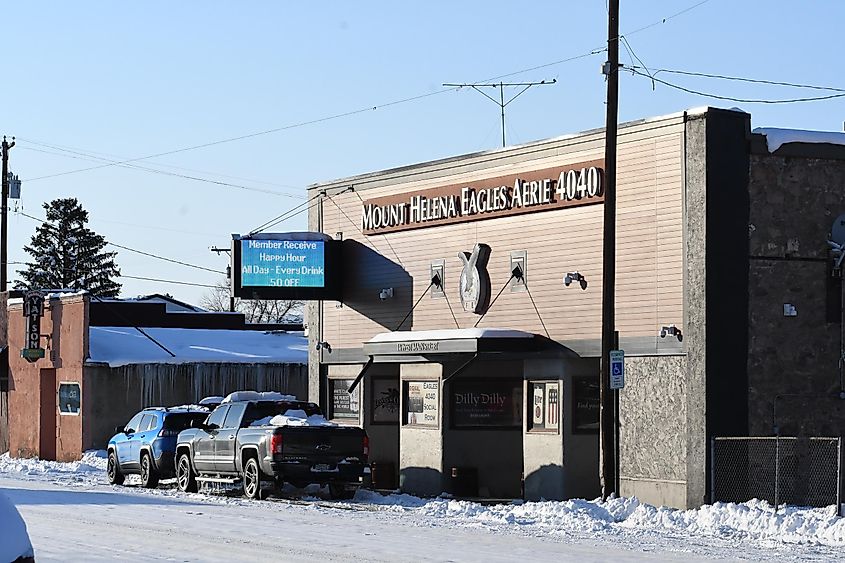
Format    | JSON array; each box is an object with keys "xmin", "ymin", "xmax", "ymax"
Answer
[
  {"xmin": 107, "ymin": 451, "xmax": 125, "ymax": 486},
  {"xmin": 140, "ymin": 452, "xmax": 160, "ymax": 489},
  {"xmin": 328, "ymin": 483, "xmax": 357, "ymax": 500},
  {"xmin": 243, "ymin": 457, "xmax": 264, "ymax": 500},
  {"xmin": 176, "ymin": 452, "xmax": 198, "ymax": 493}
]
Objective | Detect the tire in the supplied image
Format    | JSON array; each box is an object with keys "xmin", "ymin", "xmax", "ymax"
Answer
[
  {"xmin": 328, "ymin": 483, "xmax": 357, "ymax": 500},
  {"xmin": 107, "ymin": 450, "xmax": 125, "ymax": 486},
  {"xmin": 140, "ymin": 452, "xmax": 160, "ymax": 489},
  {"xmin": 242, "ymin": 457, "xmax": 264, "ymax": 500},
  {"xmin": 176, "ymin": 452, "xmax": 198, "ymax": 493}
]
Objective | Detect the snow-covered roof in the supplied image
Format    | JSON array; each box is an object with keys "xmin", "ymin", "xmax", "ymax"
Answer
[
  {"xmin": 87, "ymin": 326, "xmax": 308, "ymax": 367},
  {"xmin": 753, "ymin": 127, "xmax": 845, "ymax": 153},
  {"xmin": 221, "ymin": 391, "xmax": 297, "ymax": 403},
  {"xmin": 367, "ymin": 328, "xmax": 534, "ymax": 343}
]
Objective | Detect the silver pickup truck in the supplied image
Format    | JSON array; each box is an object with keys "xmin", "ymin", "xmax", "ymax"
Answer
[{"xmin": 175, "ymin": 398, "xmax": 368, "ymax": 499}]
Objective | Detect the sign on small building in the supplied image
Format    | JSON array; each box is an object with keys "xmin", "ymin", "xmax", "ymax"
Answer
[{"xmin": 21, "ymin": 291, "xmax": 45, "ymax": 363}]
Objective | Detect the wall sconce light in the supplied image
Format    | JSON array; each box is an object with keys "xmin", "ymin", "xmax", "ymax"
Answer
[
  {"xmin": 564, "ymin": 271, "xmax": 587, "ymax": 290},
  {"xmin": 315, "ymin": 341, "xmax": 332, "ymax": 353},
  {"xmin": 379, "ymin": 287, "xmax": 394, "ymax": 301},
  {"xmin": 660, "ymin": 324, "xmax": 683, "ymax": 341}
]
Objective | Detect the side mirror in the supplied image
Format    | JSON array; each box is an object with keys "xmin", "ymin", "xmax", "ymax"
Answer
[
  {"xmin": 124, "ymin": 428, "xmax": 135, "ymax": 435},
  {"xmin": 206, "ymin": 423, "xmax": 219, "ymax": 431},
  {"xmin": 114, "ymin": 425, "xmax": 125, "ymax": 435}
]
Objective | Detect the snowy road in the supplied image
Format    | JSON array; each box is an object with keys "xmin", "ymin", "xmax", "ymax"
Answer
[
  {"xmin": 0, "ymin": 478, "xmax": 696, "ymax": 562},
  {"xmin": 1, "ymin": 452, "xmax": 843, "ymax": 562}
]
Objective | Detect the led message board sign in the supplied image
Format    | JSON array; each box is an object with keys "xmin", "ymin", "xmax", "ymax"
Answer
[{"xmin": 232, "ymin": 233, "xmax": 341, "ymax": 300}]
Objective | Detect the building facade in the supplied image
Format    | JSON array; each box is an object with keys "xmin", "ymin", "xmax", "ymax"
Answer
[
  {"xmin": 306, "ymin": 107, "xmax": 845, "ymax": 508},
  {"xmin": 6, "ymin": 293, "xmax": 307, "ymax": 461}
]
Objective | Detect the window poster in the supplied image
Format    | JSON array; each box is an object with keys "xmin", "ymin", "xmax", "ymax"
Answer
[
  {"xmin": 371, "ymin": 378, "xmax": 400, "ymax": 424},
  {"xmin": 330, "ymin": 378, "xmax": 360, "ymax": 419},
  {"xmin": 406, "ymin": 381, "xmax": 438, "ymax": 426},
  {"xmin": 58, "ymin": 383, "xmax": 81, "ymax": 415},
  {"xmin": 528, "ymin": 381, "xmax": 560, "ymax": 432},
  {"xmin": 450, "ymin": 379, "xmax": 522, "ymax": 428},
  {"xmin": 572, "ymin": 376, "xmax": 600, "ymax": 433}
]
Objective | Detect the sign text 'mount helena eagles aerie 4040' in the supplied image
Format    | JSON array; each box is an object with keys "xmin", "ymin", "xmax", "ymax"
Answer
[{"xmin": 361, "ymin": 160, "xmax": 604, "ymax": 234}]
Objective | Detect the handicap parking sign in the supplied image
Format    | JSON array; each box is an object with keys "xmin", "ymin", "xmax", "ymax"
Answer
[{"xmin": 609, "ymin": 350, "xmax": 625, "ymax": 389}]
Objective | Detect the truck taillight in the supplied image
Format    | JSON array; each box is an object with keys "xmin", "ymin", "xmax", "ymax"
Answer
[
  {"xmin": 362, "ymin": 435, "xmax": 369, "ymax": 457},
  {"xmin": 271, "ymin": 433, "xmax": 283, "ymax": 455}
]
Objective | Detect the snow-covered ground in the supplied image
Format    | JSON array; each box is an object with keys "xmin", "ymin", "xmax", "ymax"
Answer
[{"xmin": 1, "ymin": 451, "xmax": 843, "ymax": 562}]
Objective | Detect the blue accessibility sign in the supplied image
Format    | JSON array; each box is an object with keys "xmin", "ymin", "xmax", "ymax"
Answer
[{"xmin": 609, "ymin": 350, "xmax": 625, "ymax": 389}]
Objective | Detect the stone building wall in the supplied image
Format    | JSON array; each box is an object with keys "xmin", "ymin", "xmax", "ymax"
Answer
[{"xmin": 747, "ymin": 149, "xmax": 845, "ymax": 437}]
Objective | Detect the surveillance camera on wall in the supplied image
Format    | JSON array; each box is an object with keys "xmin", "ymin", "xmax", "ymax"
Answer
[
  {"xmin": 659, "ymin": 325, "xmax": 682, "ymax": 342},
  {"xmin": 315, "ymin": 341, "xmax": 332, "ymax": 353},
  {"xmin": 564, "ymin": 271, "xmax": 587, "ymax": 290},
  {"xmin": 379, "ymin": 288, "xmax": 394, "ymax": 301}
]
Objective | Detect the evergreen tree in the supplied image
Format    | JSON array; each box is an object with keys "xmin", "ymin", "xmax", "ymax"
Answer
[{"xmin": 17, "ymin": 198, "xmax": 122, "ymax": 297}]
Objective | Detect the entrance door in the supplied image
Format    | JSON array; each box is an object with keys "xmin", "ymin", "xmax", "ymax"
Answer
[
  {"xmin": 367, "ymin": 374, "xmax": 401, "ymax": 490},
  {"xmin": 39, "ymin": 369, "xmax": 57, "ymax": 461}
]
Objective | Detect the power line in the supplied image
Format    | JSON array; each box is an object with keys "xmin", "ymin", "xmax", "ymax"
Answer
[
  {"xmin": 636, "ymin": 67, "xmax": 845, "ymax": 93},
  {"xmin": 627, "ymin": 67, "xmax": 845, "ymax": 104},
  {"xmin": 249, "ymin": 191, "xmax": 325, "ymax": 235},
  {"xmin": 119, "ymin": 274, "xmax": 218, "ymax": 288},
  {"xmin": 17, "ymin": 137, "xmax": 302, "ymax": 190},
  {"xmin": 20, "ymin": 144, "xmax": 303, "ymax": 199},
  {"xmin": 14, "ymin": 210, "xmax": 223, "ymax": 274}
]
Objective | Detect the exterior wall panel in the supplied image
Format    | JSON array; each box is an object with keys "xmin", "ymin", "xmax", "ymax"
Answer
[{"xmin": 314, "ymin": 119, "xmax": 686, "ymax": 356}]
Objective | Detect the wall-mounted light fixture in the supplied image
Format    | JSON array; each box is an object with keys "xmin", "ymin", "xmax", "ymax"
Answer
[
  {"xmin": 564, "ymin": 271, "xmax": 588, "ymax": 290},
  {"xmin": 379, "ymin": 287, "xmax": 394, "ymax": 301},
  {"xmin": 315, "ymin": 341, "xmax": 332, "ymax": 353},
  {"xmin": 659, "ymin": 324, "xmax": 683, "ymax": 341}
]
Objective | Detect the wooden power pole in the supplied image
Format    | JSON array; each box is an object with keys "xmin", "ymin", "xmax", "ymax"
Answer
[
  {"xmin": 1, "ymin": 136, "xmax": 15, "ymax": 292},
  {"xmin": 600, "ymin": 0, "xmax": 620, "ymax": 499}
]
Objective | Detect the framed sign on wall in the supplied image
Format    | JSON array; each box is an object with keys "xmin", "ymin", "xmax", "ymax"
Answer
[
  {"xmin": 528, "ymin": 381, "xmax": 560, "ymax": 433},
  {"xmin": 329, "ymin": 378, "xmax": 360, "ymax": 420}
]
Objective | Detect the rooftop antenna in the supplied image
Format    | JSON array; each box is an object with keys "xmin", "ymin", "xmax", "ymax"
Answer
[{"xmin": 442, "ymin": 80, "xmax": 556, "ymax": 147}]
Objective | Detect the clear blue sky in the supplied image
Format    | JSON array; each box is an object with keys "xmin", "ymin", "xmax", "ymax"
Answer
[{"xmin": 3, "ymin": 1, "xmax": 843, "ymax": 304}]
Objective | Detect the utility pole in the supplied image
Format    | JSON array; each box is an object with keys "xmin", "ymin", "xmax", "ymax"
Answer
[
  {"xmin": 600, "ymin": 0, "xmax": 620, "ymax": 499},
  {"xmin": 442, "ymin": 80, "xmax": 556, "ymax": 147},
  {"xmin": 210, "ymin": 246, "xmax": 235, "ymax": 312},
  {"xmin": 1, "ymin": 136, "xmax": 16, "ymax": 292}
]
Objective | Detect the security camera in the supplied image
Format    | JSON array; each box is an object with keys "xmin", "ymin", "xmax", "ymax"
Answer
[
  {"xmin": 564, "ymin": 271, "xmax": 587, "ymax": 290},
  {"xmin": 315, "ymin": 341, "xmax": 332, "ymax": 353},
  {"xmin": 379, "ymin": 288, "xmax": 394, "ymax": 301}
]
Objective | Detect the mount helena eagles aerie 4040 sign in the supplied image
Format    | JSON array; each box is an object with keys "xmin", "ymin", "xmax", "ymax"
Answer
[{"xmin": 361, "ymin": 160, "xmax": 604, "ymax": 235}]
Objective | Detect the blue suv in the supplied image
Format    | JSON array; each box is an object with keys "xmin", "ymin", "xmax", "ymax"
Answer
[{"xmin": 107, "ymin": 407, "xmax": 210, "ymax": 488}]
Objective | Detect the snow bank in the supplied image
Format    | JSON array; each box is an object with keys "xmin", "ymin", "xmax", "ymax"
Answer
[
  {"xmin": 0, "ymin": 450, "xmax": 107, "ymax": 476},
  {"xmin": 222, "ymin": 391, "xmax": 296, "ymax": 403},
  {"xmin": 88, "ymin": 326, "xmax": 308, "ymax": 367},
  {"xmin": 354, "ymin": 491, "xmax": 845, "ymax": 547},
  {"xmin": 0, "ymin": 490, "xmax": 34, "ymax": 562},
  {"xmin": 249, "ymin": 410, "xmax": 336, "ymax": 427},
  {"xmin": 754, "ymin": 127, "xmax": 845, "ymax": 153}
]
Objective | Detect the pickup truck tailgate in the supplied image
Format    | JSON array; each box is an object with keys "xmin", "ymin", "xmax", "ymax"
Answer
[{"xmin": 280, "ymin": 426, "xmax": 365, "ymax": 463}]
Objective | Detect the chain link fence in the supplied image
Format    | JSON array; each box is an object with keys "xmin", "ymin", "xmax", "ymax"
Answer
[{"xmin": 711, "ymin": 437, "xmax": 842, "ymax": 513}]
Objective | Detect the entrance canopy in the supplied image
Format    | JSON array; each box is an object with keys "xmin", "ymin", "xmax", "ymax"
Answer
[{"xmin": 348, "ymin": 328, "xmax": 575, "ymax": 393}]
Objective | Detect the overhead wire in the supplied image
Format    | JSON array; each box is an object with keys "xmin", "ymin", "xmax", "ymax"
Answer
[
  {"xmin": 19, "ymin": 144, "xmax": 303, "ymax": 199},
  {"xmin": 626, "ymin": 67, "xmax": 845, "ymax": 104},
  {"xmin": 14, "ymin": 210, "xmax": 223, "ymax": 275}
]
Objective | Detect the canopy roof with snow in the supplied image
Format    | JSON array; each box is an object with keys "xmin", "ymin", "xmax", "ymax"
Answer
[
  {"xmin": 87, "ymin": 326, "xmax": 307, "ymax": 367},
  {"xmin": 362, "ymin": 328, "xmax": 570, "ymax": 358}
]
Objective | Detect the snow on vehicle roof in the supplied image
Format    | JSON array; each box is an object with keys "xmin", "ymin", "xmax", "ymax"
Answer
[
  {"xmin": 221, "ymin": 390, "xmax": 298, "ymax": 403},
  {"xmin": 754, "ymin": 127, "xmax": 845, "ymax": 153},
  {"xmin": 198, "ymin": 396, "xmax": 224, "ymax": 406},
  {"xmin": 249, "ymin": 410, "xmax": 337, "ymax": 428},
  {"xmin": 87, "ymin": 326, "xmax": 307, "ymax": 367},
  {"xmin": 367, "ymin": 328, "xmax": 534, "ymax": 343}
]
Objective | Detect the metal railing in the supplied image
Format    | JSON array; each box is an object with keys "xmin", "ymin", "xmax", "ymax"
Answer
[{"xmin": 711, "ymin": 436, "xmax": 842, "ymax": 514}]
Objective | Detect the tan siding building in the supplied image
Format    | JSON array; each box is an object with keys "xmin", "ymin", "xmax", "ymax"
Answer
[{"xmin": 307, "ymin": 107, "xmax": 845, "ymax": 508}]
